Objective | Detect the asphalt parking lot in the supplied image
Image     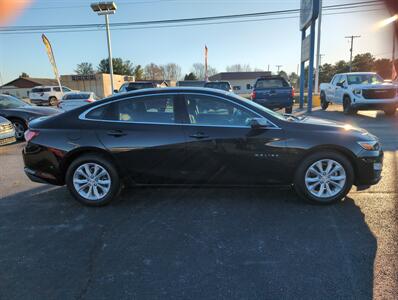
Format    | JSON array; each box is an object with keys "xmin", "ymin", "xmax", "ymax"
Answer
[{"xmin": 0, "ymin": 105, "xmax": 397, "ymax": 299}]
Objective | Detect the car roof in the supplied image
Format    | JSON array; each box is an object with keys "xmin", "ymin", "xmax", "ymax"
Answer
[{"xmin": 338, "ymin": 72, "xmax": 377, "ymax": 76}]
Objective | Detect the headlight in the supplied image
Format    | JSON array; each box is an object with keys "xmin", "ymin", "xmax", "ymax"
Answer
[
  {"xmin": 357, "ymin": 141, "xmax": 380, "ymax": 151},
  {"xmin": 353, "ymin": 89, "xmax": 362, "ymax": 95}
]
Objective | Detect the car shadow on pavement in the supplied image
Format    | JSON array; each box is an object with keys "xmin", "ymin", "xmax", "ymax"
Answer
[{"xmin": 0, "ymin": 185, "xmax": 377, "ymax": 299}]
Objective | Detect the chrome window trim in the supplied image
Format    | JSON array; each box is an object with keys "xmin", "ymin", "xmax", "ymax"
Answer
[{"xmin": 79, "ymin": 92, "xmax": 281, "ymax": 130}]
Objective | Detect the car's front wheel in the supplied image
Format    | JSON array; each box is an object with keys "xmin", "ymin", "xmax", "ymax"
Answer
[
  {"xmin": 66, "ymin": 154, "xmax": 121, "ymax": 206},
  {"xmin": 320, "ymin": 92, "xmax": 329, "ymax": 110},
  {"xmin": 11, "ymin": 119, "xmax": 26, "ymax": 140},
  {"xmin": 294, "ymin": 151, "xmax": 354, "ymax": 204}
]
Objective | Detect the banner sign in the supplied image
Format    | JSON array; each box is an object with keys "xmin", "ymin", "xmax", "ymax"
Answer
[
  {"xmin": 301, "ymin": 35, "xmax": 311, "ymax": 62},
  {"xmin": 41, "ymin": 34, "xmax": 63, "ymax": 93}
]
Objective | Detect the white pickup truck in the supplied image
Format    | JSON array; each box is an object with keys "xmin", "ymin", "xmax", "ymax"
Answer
[{"xmin": 320, "ymin": 72, "xmax": 398, "ymax": 116}]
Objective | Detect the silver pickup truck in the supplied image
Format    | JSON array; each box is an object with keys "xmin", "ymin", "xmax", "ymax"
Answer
[{"xmin": 319, "ymin": 72, "xmax": 398, "ymax": 116}]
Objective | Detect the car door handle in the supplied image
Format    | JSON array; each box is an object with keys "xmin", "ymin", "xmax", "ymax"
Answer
[
  {"xmin": 107, "ymin": 130, "xmax": 127, "ymax": 137},
  {"xmin": 189, "ymin": 132, "xmax": 209, "ymax": 139}
]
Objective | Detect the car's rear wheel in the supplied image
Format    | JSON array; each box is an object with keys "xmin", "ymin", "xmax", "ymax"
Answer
[
  {"xmin": 294, "ymin": 151, "xmax": 354, "ymax": 205},
  {"xmin": 49, "ymin": 96, "xmax": 57, "ymax": 106},
  {"xmin": 320, "ymin": 92, "xmax": 329, "ymax": 110},
  {"xmin": 384, "ymin": 106, "xmax": 396, "ymax": 116},
  {"xmin": 66, "ymin": 154, "xmax": 121, "ymax": 206},
  {"xmin": 11, "ymin": 119, "xmax": 26, "ymax": 140}
]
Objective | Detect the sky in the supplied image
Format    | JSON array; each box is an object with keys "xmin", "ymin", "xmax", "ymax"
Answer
[{"xmin": 0, "ymin": 0, "xmax": 394, "ymax": 84}]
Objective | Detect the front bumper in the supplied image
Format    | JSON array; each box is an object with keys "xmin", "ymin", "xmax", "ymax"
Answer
[
  {"xmin": 0, "ymin": 129, "xmax": 16, "ymax": 146},
  {"xmin": 354, "ymin": 150, "xmax": 383, "ymax": 187},
  {"xmin": 351, "ymin": 98, "xmax": 398, "ymax": 110}
]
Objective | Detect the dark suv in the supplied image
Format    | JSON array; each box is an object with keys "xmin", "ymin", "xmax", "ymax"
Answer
[{"xmin": 251, "ymin": 76, "xmax": 294, "ymax": 113}]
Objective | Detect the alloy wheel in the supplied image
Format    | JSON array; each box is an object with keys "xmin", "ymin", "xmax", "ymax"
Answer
[
  {"xmin": 73, "ymin": 163, "xmax": 111, "ymax": 201},
  {"xmin": 304, "ymin": 159, "xmax": 346, "ymax": 199}
]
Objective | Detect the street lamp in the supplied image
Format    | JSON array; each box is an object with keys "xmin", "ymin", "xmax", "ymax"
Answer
[{"xmin": 91, "ymin": 2, "xmax": 117, "ymax": 95}]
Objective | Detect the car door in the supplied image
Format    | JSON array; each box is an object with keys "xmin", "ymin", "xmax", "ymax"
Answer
[
  {"xmin": 85, "ymin": 93, "xmax": 187, "ymax": 184},
  {"xmin": 334, "ymin": 75, "xmax": 346, "ymax": 104},
  {"xmin": 327, "ymin": 75, "xmax": 339, "ymax": 102},
  {"xmin": 179, "ymin": 93, "xmax": 287, "ymax": 185}
]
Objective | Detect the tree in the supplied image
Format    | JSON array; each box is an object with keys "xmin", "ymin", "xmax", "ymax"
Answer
[
  {"xmin": 352, "ymin": 53, "xmax": 375, "ymax": 72},
  {"xmin": 20, "ymin": 72, "xmax": 29, "ymax": 78},
  {"xmin": 278, "ymin": 70, "xmax": 288, "ymax": 80},
  {"xmin": 133, "ymin": 65, "xmax": 144, "ymax": 80},
  {"xmin": 75, "ymin": 62, "xmax": 94, "ymax": 75},
  {"xmin": 334, "ymin": 60, "xmax": 350, "ymax": 74},
  {"xmin": 373, "ymin": 58, "xmax": 391, "ymax": 79},
  {"xmin": 97, "ymin": 58, "xmax": 134, "ymax": 75},
  {"xmin": 184, "ymin": 72, "xmax": 198, "ymax": 80},
  {"xmin": 319, "ymin": 63, "xmax": 335, "ymax": 84},
  {"xmin": 191, "ymin": 63, "xmax": 217, "ymax": 80},
  {"xmin": 288, "ymin": 72, "xmax": 299, "ymax": 88},
  {"xmin": 143, "ymin": 63, "xmax": 163, "ymax": 80},
  {"xmin": 161, "ymin": 63, "xmax": 182, "ymax": 81},
  {"xmin": 226, "ymin": 64, "xmax": 251, "ymax": 72}
]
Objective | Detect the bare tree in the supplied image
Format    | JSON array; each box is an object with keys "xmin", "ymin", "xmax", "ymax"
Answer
[
  {"xmin": 191, "ymin": 63, "xmax": 217, "ymax": 80},
  {"xmin": 226, "ymin": 64, "xmax": 252, "ymax": 72},
  {"xmin": 162, "ymin": 63, "xmax": 182, "ymax": 81},
  {"xmin": 144, "ymin": 63, "xmax": 163, "ymax": 80}
]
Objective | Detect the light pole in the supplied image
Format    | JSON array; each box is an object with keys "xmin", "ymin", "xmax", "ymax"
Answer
[
  {"xmin": 91, "ymin": 2, "xmax": 117, "ymax": 95},
  {"xmin": 314, "ymin": 0, "xmax": 322, "ymax": 94}
]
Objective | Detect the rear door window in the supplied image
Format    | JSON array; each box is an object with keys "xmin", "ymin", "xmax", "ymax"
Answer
[{"xmin": 255, "ymin": 78, "xmax": 289, "ymax": 89}]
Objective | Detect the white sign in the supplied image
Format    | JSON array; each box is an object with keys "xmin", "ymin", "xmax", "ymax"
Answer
[{"xmin": 301, "ymin": 35, "xmax": 311, "ymax": 62}]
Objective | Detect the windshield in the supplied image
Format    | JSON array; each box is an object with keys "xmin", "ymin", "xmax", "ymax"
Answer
[
  {"xmin": 127, "ymin": 83, "xmax": 154, "ymax": 90},
  {"xmin": 0, "ymin": 95, "xmax": 31, "ymax": 109},
  {"xmin": 205, "ymin": 82, "xmax": 231, "ymax": 91},
  {"xmin": 229, "ymin": 93, "xmax": 288, "ymax": 121},
  {"xmin": 347, "ymin": 74, "xmax": 384, "ymax": 85},
  {"xmin": 255, "ymin": 78, "xmax": 289, "ymax": 89}
]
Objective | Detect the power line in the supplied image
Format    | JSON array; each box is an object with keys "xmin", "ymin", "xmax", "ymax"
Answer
[
  {"xmin": 0, "ymin": 0, "xmax": 382, "ymax": 33},
  {"xmin": 0, "ymin": 7, "xmax": 384, "ymax": 35}
]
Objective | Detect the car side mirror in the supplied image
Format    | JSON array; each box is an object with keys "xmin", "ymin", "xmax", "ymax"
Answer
[
  {"xmin": 113, "ymin": 89, "xmax": 119, "ymax": 93},
  {"xmin": 248, "ymin": 118, "xmax": 272, "ymax": 129}
]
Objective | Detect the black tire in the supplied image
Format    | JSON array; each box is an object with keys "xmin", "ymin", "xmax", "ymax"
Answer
[
  {"xmin": 11, "ymin": 119, "xmax": 26, "ymax": 140},
  {"xmin": 294, "ymin": 151, "xmax": 354, "ymax": 205},
  {"xmin": 320, "ymin": 92, "xmax": 329, "ymax": 110},
  {"xmin": 65, "ymin": 154, "xmax": 121, "ymax": 207},
  {"xmin": 343, "ymin": 96, "xmax": 356, "ymax": 115},
  {"xmin": 49, "ymin": 96, "xmax": 58, "ymax": 106},
  {"xmin": 384, "ymin": 106, "xmax": 396, "ymax": 116},
  {"xmin": 285, "ymin": 106, "xmax": 293, "ymax": 114}
]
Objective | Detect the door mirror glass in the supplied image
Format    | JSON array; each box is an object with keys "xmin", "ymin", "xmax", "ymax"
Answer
[{"xmin": 248, "ymin": 118, "xmax": 272, "ymax": 129}]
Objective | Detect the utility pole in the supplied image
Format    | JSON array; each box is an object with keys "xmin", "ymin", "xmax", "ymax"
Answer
[
  {"xmin": 276, "ymin": 65, "xmax": 283, "ymax": 73},
  {"xmin": 345, "ymin": 35, "xmax": 361, "ymax": 72},
  {"xmin": 314, "ymin": 0, "xmax": 322, "ymax": 94}
]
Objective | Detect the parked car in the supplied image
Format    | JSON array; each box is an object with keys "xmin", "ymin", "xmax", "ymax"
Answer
[
  {"xmin": 251, "ymin": 76, "xmax": 294, "ymax": 113},
  {"xmin": 204, "ymin": 81, "xmax": 233, "ymax": 92},
  {"xmin": 29, "ymin": 86, "xmax": 74, "ymax": 106},
  {"xmin": 320, "ymin": 72, "xmax": 398, "ymax": 116},
  {"xmin": 0, "ymin": 116, "xmax": 16, "ymax": 146},
  {"xmin": 118, "ymin": 82, "xmax": 157, "ymax": 93},
  {"xmin": 0, "ymin": 94, "xmax": 59, "ymax": 140},
  {"xmin": 58, "ymin": 92, "xmax": 98, "ymax": 112},
  {"xmin": 23, "ymin": 88, "xmax": 382, "ymax": 207}
]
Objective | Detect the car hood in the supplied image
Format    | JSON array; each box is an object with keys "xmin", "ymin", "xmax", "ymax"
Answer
[
  {"xmin": 298, "ymin": 116, "xmax": 370, "ymax": 136},
  {"xmin": 7, "ymin": 106, "xmax": 60, "ymax": 116},
  {"xmin": 349, "ymin": 83, "xmax": 395, "ymax": 89}
]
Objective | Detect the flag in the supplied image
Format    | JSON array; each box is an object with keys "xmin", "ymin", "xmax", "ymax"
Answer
[
  {"xmin": 204, "ymin": 45, "xmax": 208, "ymax": 81},
  {"xmin": 41, "ymin": 34, "xmax": 63, "ymax": 92}
]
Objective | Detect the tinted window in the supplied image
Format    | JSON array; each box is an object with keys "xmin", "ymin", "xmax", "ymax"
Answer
[
  {"xmin": 126, "ymin": 83, "xmax": 155, "ymax": 91},
  {"xmin": 32, "ymin": 88, "xmax": 44, "ymax": 93},
  {"xmin": 85, "ymin": 95, "xmax": 175, "ymax": 124},
  {"xmin": 62, "ymin": 87, "xmax": 72, "ymax": 92},
  {"xmin": 204, "ymin": 82, "xmax": 231, "ymax": 91},
  {"xmin": 185, "ymin": 94, "xmax": 256, "ymax": 127},
  {"xmin": 63, "ymin": 93, "xmax": 90, "ymax": 100},
  {"xmin": 255, "ymin": 78, "xmax": 289, "ymax": 89}
]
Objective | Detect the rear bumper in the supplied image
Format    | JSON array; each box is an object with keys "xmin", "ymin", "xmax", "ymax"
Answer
[{"xmin": 253, "ymin": 98, "xmax": 293, "ymax": 109}]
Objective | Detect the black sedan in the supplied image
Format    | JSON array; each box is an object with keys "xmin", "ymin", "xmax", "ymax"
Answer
[
  {"xmin": 0, "ymin": 94, "xmax": 59, "ymax": 140},
  {"xmin": 22, "ymin": 88, "xmax": 383, "ymax": 206}
]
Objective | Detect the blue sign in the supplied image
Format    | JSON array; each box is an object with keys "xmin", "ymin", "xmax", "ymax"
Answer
[{"xmin": 300, "ymin": 0, "xmax": 319, "ymax": 31}]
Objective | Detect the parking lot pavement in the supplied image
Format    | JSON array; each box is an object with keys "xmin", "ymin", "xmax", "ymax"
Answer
[{"xmin": 0, "ymin": 108, "xmax": 397, "ymax": 299}]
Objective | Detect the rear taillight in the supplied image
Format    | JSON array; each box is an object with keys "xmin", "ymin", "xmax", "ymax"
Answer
[
  {"xmin": 291, "ymin": 87, "xmax": 295, "ymax": 97},
  {"xmin": 251, "ymin": 91, "xmax": 257, "ymax": 100},
  {"xmin": 24, "ymin": 129, "xmax": 40, "ymax": 142},
  {"xmin": 85, "ymin": 99, "xmax": 95, "ymax": 103}
]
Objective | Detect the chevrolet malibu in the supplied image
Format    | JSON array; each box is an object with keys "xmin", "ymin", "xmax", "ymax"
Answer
[{"xmin": 22, "ymin": 88, "xmax": 383, "ymax": 206}]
